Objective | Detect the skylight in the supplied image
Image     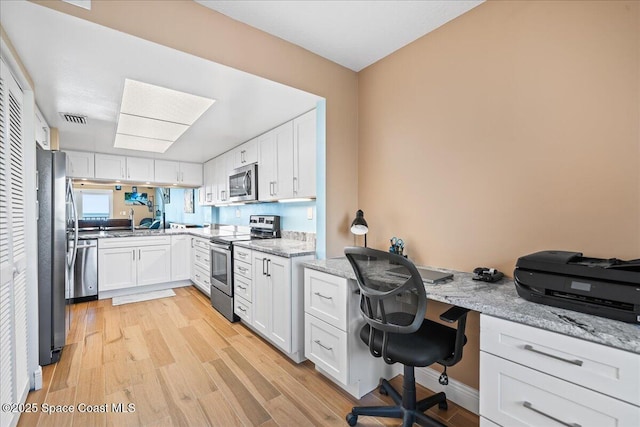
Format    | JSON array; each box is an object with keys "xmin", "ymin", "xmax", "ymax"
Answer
[{"xmin": 114, "ymin": 79, "xmax": 215, "ymax": 153}]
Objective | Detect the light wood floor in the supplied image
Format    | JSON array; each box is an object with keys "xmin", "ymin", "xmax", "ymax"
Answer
[{"xmin": 19, "ymin": 286, "xmax": 479, "ymax": 427}]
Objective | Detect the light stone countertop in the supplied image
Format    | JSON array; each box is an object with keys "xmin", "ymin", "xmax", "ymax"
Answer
[
  {"xmin": 78, "ymin": 227, "xmax": 236, "ymax": 240},
  {"xmin": 234, "ymin": 239, "xmax": 316, "ymax": 258},
  {"xmin": 85, "ymin": 228, "xmax": 316, "ymax": 258},
  {"xmin": 303, "ymin": 257, "xmax": 640, "ymax": 354}
]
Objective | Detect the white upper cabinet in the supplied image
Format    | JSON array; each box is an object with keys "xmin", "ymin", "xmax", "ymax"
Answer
[
  {"xmin": 65, "ymin": 150, "xmax": 95, "ymax": 179},
  {"xmin": 293, "ymin": 110, "xmax": 317, "ymax": 199},
  {"xmin": 125, "ymin": 157, "xmax": 154, "ymax": 182},
  {"xmin": 232, "ymin": 137, "xmax": 258, "ymax": 170},
  {"xmin": 213, "ymin": 152, "xmax": 233, "ymax": 204},
  {"xmin": 35, "ymin": 107, "xmax": 50, "ymax": 150},
  {"xmin": 154, "ymin": 159, "xmax": 180, "ymax": 183},
  {"xmin": 154, "ymin": 160, "xmax": 202, "ymax": 187},
  {"xmin": 258, "ymin": 110, "xmax": 316, "ymax": 202},
  {"xmin": 202, "ymin": 158, "xmax": 216, "ymax": 205},
  {"xmin": 95, "ymin": 153, "xmax": 126, "ymax": 180},
  {"xmin": 179, "ymin": 162, "xmax": 203, "ymax": 187},
  {"xmin": 258, "ymin": 122, "xmax": 294, "ymax": 201}
]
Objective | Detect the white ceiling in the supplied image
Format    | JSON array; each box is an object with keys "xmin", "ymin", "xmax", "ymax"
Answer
[
  {"xmin": 0, "ymin": 1, "xmax": 321, "ymax": 163},
  {"xmin": 1, "ymin": 1, "xmax": 483, "ymax": 164},
  {"xmin": 197, "ymin": 0, "xmax": 484, "ymax": 72}
]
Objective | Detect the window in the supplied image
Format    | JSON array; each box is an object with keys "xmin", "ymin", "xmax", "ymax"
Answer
[{"xmin": 74, "ymin": 189, "xmax": 113, "ymax": 219}]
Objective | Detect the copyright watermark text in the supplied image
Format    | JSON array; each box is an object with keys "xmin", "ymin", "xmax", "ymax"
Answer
[{"xmin": 2, "ymin": 402, "xmax": 136, "ymax": 414}]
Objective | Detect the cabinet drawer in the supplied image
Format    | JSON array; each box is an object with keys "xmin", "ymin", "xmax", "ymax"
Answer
[
  {"xmin": 194, "ymin": 247, "xmax": 210, "ymax": 272},
  {"xmin": 304, "ymin": 269, "xmax": 348, "ymax": 331},
  {"xmin": 234, "ymin": 260, "xmax": 252, "ymax": 281},
  {"xmin": 234, "ymin": 296, "xmax": 252, "ymax": 324},
  {"xmin": 305, "ymin": 315, "xmax": 348, "ymax": 385},
  {"xmin": 193, "ymin": 238, "xmax": 209, "ymax": 251},
  {"xmin": 480, "ymin": 315, "xmax": 639, "ymax": 405},
  {"xmin": 234, "ymin": 275, "xmax": 252, "ymax": 302},
  {"xmin": 480, "ymin": 352, "xmax": 639, "ymax": 427},
  {"xmin": 234, "ymin": 246, "xmax": 252, "ymax": 263},
  {"xmin": 193, "ymin": 264, "xmax": 211, "ymax": 293}
]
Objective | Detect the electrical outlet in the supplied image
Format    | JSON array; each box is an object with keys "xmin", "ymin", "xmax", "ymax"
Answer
[
  {"xmin": 235, "ymin": 208, "xmax": 241, "ymax": 218},
  {"xmin": 307, "ymin": 207, "xmax": 313, "ymax": 220}
]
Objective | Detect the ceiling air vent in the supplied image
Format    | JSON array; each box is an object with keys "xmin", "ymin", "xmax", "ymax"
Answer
[{"xmin": 60, "ymin": 113, "xmax": 87, "ymax": 125}]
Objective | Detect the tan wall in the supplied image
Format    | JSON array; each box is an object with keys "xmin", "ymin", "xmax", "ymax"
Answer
[
  {"xmin": 358, "ymin": 0, "xmax": 639, "ymax": 388},
  {"xmin": 72, "ymin": 183, "xmax": 156, "ymax": 222},
  {"xmin": 35, "ymin": 0, "xmax": 359, "ymax": 257}
]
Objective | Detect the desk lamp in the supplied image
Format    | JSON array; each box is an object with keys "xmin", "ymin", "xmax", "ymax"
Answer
[{"xmin": 350, "ymin": 209, "xmax": 369, "ymax": 247}]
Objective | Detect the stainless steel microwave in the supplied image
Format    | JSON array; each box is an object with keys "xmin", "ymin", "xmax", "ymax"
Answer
[{"xmin": 228, "ymin": 163, "xmax": 258, "ymax": 202}]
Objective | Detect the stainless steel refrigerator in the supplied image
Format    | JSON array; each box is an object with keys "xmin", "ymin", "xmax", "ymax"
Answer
[{"xmin": 36, "ymin": 148, "xmax": 77, "ymax": 365}]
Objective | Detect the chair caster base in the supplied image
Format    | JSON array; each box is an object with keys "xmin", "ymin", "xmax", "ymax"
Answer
[
  {"xmin": 379, "ymin": 385, "xmax": 388, "ymax": 396},
  {"xmin": 346, "ymin": 412, "xmax": 358, "ymax": 426},
  {"xmin": 438, "ymin": 401, "xmax": 448, "ymax": 410}
]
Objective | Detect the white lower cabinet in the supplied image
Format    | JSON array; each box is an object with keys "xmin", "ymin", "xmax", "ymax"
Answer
[
  {"xmin": 242, "ymin": 249, "xmax": 313, "ymax": 362},
  {"xmin": 98, "ymin": 236, "xmax": 171, "ymax": 292},
  {"xmin": 303, "ymin": 268, "xmax": 394, "ymax": 399},
  {"xmin": 190, "ymin": 236, "xmax": 211, "ymax": 296},
  {"xmin": 97, "ymin": 247, "xmax": 137, "ymax": 291},
  {"xmin": 233, "ymin": 246, "xmax": 253, "ymax": 322},
  {"xmin": 170, "ymin": 235, "xmax": 191, "ymax": 281},
  {"xmin": 480, "ymin": 314, "xmax": 640, "ymax": 427}
]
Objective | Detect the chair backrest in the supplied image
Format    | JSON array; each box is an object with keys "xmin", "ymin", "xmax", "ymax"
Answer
[
  {"xmin": 139, "ymin": 217, "xmax": 153, "ymax": 226},
  {"xmin": 345, "ymin": 247, "xmax": 427, "ymax": 361}
]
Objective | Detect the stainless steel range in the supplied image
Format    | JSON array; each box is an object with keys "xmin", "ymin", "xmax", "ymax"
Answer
[{"xmin": 209, "ymin": 215, "xmax": 281, "ymax": 322}]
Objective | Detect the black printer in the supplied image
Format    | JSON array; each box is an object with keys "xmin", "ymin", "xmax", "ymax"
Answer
[{"xmin": 514, "ymin": 251, "xmax": 640, "ymax": 324}]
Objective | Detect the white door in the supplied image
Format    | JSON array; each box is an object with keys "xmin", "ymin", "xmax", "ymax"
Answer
[
  {"xmin": 0, "ymin": 59, "xmax": 29, "ymax": 427},
  {"xmin": 126, "ymin": 157, "xmax": 154, "ymax": 182},
  {"xmin": 154, "ymin": 159, "xmax": 180, "ymax": 184},
  {"xmin": 274, "ymin": 121, "xmax": 294, "ymax": 199},
  {"xmin": 65, "ymin": 150, "xmax": 95, "ymax": 179},
  {"xmin": 137, "ymin": 245, "xmax": 172, "ymax": 286},
  {"xmin": 258, "ymin": 130, "xmax": 276, "ymax": 201},
  {"xmin": 293, "ymin": 110, "xmax": 317, "ymax": 198},
  {"xmin": 252, "ymin": 253, "xmax": 270, "ymax": 336},
  {"xmin": 171, "ymin": 235, "xmax": 191, "ymax": 281},
  {"xmin": 179, "ymin": 162, "xmax": 203, "ymax": 187},
  {"xmin": 268, "ymin": 255, "xmax": 291, "ymax": 352},
  {"xmin": 98, "ymin": 247, "xmax": 137, "ymax": 291},
  {"xmin": 95, "ymin": 153, "xmax": 126, "ymax": 180}
]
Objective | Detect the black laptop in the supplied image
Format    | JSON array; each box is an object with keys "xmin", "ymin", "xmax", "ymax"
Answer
[{"xmin": 386, "ymin": 266, "xmax": 453, "ymax": 284}]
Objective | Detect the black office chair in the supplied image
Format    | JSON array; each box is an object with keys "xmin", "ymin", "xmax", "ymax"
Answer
[
  {"xmin": 139, "ymin": 217, "xmax": 153, "ymax": 227},
  {"xmin": 344, "ymin": 247, "xmax": 470, "ymax": 427}
]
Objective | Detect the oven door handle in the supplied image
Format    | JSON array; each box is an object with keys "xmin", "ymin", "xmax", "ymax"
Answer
[{"xmin": 210, "ymin": 244, "xmax": 230, "ymax": 254}]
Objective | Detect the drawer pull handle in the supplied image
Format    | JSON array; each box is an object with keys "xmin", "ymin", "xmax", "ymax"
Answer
[
  {"xmin": 523, "ymin": 345, "xmax": 583, "ymax": 366},
  {"xmin": 237, "ymin": 306, "xmax": 246, "ymax": 313},
  {"xmin": 522, "ymin": 401, "xmax": 581, "ymax": 427},
  {"xmin": 238, "ymin": 285, "xmax": 247, "ymax": 290},
  {"xmin": 314, "ymin": 292, "xmax": 333, "ymax": 300},
  {"xmin": 238, "ymin": 266, "xmax": 247, "ymax": 273},
  {"xmin": 238, "ymin": 253, "xmax": 247, "ymax": 258},
  {"xmin": 314, "ymin": 340, "xmax": 333, "ymax": 351}
]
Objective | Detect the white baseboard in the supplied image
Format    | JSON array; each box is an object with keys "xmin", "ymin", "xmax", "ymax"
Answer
[
  {"xmin": 33, "ymin": 365, "xmax": 43, "ymax": 390},
  {"xmin": 415, "ymin": 366, "xmax": 479, "ymax": 415},
  {"xmin": 99, "ymin": 279, "xmax": 191, "ymax": 300}
]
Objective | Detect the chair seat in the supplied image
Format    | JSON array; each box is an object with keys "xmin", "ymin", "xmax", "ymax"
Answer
[{"xmin": 359, "ymin": 313, "xmax": 463, "ymax": 367}]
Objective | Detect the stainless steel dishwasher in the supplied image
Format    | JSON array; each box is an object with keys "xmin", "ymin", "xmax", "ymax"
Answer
[{"xmin": 70, "ymin": 239, "xmax": 98, "ymax": 303}]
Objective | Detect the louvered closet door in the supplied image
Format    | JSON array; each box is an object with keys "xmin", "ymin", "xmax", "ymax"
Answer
[{"xmin": 0, "ymin": 58, "xmax": 28, "ymax": 427}]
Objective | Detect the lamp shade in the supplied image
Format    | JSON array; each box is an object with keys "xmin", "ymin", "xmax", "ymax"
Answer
[{"xmin": 350, "ymin": 210, "xmax": 368, "ymax": 235}]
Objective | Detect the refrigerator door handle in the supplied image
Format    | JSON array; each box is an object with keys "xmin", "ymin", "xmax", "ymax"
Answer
[{"xmin": 67, "ymin": 179, "xmax": 79, "ymax": 271}]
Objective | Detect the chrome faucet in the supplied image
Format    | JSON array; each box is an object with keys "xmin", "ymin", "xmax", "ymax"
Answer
[{"xmin": 130, "ymin": 208, "xmax": 135, "ymax": 231}]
